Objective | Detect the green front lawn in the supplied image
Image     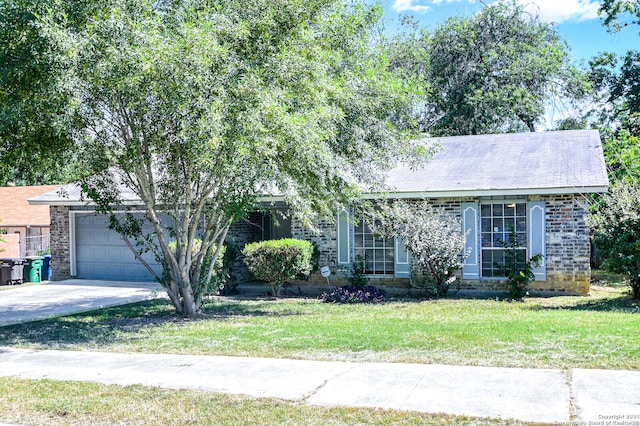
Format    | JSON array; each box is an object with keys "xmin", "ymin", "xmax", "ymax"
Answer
[
  {"xmin": 1, "ymin": 279, "xmax": 638, "ymax": 370},
  {"xmin": 0, "ymin": 377, "xmax": 531, "ymax": 426}
]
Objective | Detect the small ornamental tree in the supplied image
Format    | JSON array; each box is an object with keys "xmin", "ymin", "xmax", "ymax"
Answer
[
  {"xmin": 167, "ymin": 239, "xmax": 236, "ymax": 301},
  {"xmin": 374, "ymin": 201, "xmax": 468, "ymax": 297},
  {"xmin": 242, "ymin": 239, "xmax": 313, "ymax": 297},
  {"xmin": 589, "ymin": 182, "xmax": 640, "ymax": 298},
  {"xmin": 496, "ymin": 227, "xmax": 543, "ymax": 300},
  {"xmin": 30, "ymin": 0, "xmax": 425, "ymax": 316}
]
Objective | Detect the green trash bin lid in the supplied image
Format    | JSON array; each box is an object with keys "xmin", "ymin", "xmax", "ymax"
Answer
[{"xmin": 24, "ymin": 256, "xmax": 44, "ymax": 266}]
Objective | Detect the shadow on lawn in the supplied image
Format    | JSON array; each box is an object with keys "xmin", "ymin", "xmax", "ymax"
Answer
[
  {"xmin": 0, "ymin": 298, "xmax": 301, "ymax": 348},
  {"xmin": 532, "ymin": 293, "xmax": 640, "ymax": 313}
]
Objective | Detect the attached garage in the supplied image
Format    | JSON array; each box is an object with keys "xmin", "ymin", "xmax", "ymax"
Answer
[{"xmin": 73, "ymin": 212, "xmax": 161, "ymax": 282}]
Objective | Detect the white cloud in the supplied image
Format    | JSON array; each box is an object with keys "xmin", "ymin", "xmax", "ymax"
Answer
[
  {"xmin": 391, "ymin": 0, "xmax": 483, "ymax": 14},
  {"xmin": 514, "ymin": 0, "xmax": 600, "ymax": 23},
  {"xmin": 392, "ymin": 0, "xmax": 432, "ymax": 13},
  {"xmin": 391, "ymin": 0, "xmax": 600, "ymax": 22}
]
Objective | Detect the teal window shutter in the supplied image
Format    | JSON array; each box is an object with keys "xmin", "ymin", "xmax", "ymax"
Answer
[
  {"xmin": 337, "ymin": 210, "xmax": 351, "ymax": 266},
  {"xmin": 462, "ymin": 202, "xmax": 480, "ymax": 279},
  {"xmin": 394, "ymin": 235, "xmax": 410, "ymax": 278},
  {"xmin": 527, "ymin": 201, "xmax": 546, "ymax": 281}
]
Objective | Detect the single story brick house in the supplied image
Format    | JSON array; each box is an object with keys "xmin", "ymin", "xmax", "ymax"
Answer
[{"xmin": 30, "ymin": 130, "xmax": 608, "ymax": 295}]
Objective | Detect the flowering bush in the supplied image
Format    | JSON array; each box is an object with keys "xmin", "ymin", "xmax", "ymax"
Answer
[
  {"xmin": 320, "ymin": 285, "xmax": 387, "ymax": 303},
  {"xmin": 373, "ymin": 200, "xmax": 468, "ymax": 297}
]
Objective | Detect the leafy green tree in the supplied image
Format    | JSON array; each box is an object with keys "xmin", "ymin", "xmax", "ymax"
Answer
[
  {"xmin": 587, "ymin": 2, "xmax": 640, "ymax": 287},
  {"xmin": 0, "ymin": 0, "xmax": 103, "ymax": 185},
  {"xmin": 600, "ymin": 0, "xmax": 640, "ymax": 31},
  {"xmin": 36, "ymin": 0, "xmax": 422, "ymax": 316},
  {"xmin": 553, "ymin": 117, "xmax": 588, "ymax": 131},
  {"xmin": 601, "ymin": 129, "xmax": 640, "ymax": 184},
  {"xmin": 591, "ymin": 1, "xmax": 640, "ymax": 131},
  {"xmin": 392, "ymin": 1, "xmax": 586, "ymax": 136},
  {"xmin": 589, "ymin": 181, "xmax": 640, "ymax": 298},
  {"xmin": 589, "ymin": 52, "xmax": 640, "ymax": 127},
  {"xmin": 587, "ymin": 2, "xmax": 640, "ymax": 186}
]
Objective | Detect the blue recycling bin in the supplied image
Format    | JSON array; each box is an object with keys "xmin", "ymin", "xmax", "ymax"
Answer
[{"xmin": 43, "ymin": 255, "xmax": 52, "ymax": 281}]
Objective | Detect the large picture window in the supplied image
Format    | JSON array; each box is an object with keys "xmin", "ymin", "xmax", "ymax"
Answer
[
  {"xmin": 480, "ymin": 202, "xmax": 527, "ymax": 277},
  {"xmin": 353, "ymin": 216, "xmax": 395, "ymax": 275}
]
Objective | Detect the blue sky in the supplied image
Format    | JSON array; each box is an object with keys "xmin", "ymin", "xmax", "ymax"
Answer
[{"xmin": 377, "ymin": 0, "xmax": 639, "ymax": 66}]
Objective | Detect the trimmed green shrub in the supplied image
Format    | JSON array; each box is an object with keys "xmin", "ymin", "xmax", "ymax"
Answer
[
  {"xmin": 242, "ymin": 238, "xmax": 313, "ymax": 296},
  {"xmin": 296, "ymin": 240, "xmax": 320, "ymax": 280}
]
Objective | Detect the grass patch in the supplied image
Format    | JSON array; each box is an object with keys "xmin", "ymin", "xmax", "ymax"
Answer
[
  {"xmin": 0, "ymin": 377, "xmax": 529, "ymax": 426},
  {"xmin": 590, "ymin": 269, "xmax": 630, "ymax": 288},
  {"xmin": 1, "ymin": 273, "xmax": 638, "ymax": 370}
]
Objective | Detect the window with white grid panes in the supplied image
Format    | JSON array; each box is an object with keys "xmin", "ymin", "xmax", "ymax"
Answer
[
  {"xmin": 480, "ymin": 202, "xmax": 527, "ymax": 277},
  {"xmin": 353, "ymin": 216, "xmax": 395, "ymax": 275}
]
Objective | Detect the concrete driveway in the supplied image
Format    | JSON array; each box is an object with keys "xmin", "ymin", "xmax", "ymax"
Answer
[{"xmin": 0, "ymin": 279, "xmax": 164, "ymax": 326}]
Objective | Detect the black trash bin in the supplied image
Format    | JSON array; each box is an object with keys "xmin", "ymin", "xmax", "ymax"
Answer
[
  {"xmin": 0, "ymin": 258, "xmax": 26, "ymax": 285},
  {"xmin": 23, "ymin": 256, "xmax": 44, "ymax": 283}
]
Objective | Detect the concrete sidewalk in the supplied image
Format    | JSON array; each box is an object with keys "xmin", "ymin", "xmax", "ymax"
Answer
[
  {"xmin": 0, "ymin": 280, "xmax": 163, "ymax": 326},
  {"xmin": 1, "ymin": 347, "xmax": 639, "ymax": 424}
]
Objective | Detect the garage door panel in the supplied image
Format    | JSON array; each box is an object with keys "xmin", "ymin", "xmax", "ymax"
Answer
[
  {"xmin": 106, "ymin": 246, "xmax": 128, "ymax": 261},
  {"xmin": 75, "ymin": 213, "xmax": 165, "ymax": 282}
]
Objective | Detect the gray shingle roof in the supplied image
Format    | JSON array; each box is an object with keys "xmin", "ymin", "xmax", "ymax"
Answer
[
  {"xmin": 29, "ymin": 130, "xmax": 608, "ymax": 205},
  {"xmin": 385, "ymin": 129, "xmax": 608, "ymax": 197}
]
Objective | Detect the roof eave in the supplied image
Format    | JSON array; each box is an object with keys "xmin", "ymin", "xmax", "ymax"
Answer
[
  {"xmin": 31, "ymin": 185, "xmax": 609, "ymax": 206},
  {"xmin": 365, "ymin": 186, "xmax": 609, "ymax": 199},
  {"xmin": 27, "ymin": 199, "xmax": 138, "ymax": 207},
  {"xmin": 258, "ymin": 186, "xmax": 609, "ymax": 202}
]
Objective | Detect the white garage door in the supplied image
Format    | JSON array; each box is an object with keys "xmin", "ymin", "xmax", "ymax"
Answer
[{"xmin": 75, "ymin": 213, "xmax": 163, "ymax": 282}]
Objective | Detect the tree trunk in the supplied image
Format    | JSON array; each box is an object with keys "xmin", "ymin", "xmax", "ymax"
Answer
[
  {"xmin": 165, "ymin": 286, "xmax": 184, "ymax": 315},
  {"xmin": 181, "ymin": 287, "xmax": 199, "ymax": 316},
  {"xmin": 178, "ymin": 264, "xmax": 199, "ymax": 316}
]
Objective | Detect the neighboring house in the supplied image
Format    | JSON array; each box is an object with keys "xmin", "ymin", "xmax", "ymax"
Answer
[
  {"xmin": 0, "ymin": 185, "xmax": 61, "ymax": 257},
  {"xmin": 29, "ymin": 130, "xmax": 608, "ymax": 295}
]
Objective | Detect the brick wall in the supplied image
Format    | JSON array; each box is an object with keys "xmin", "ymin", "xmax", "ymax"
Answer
[
  {"xmin": 290, "ymin": 198, "xmax": 470, "ymax": 289},
  {"xmin": 290, "ymin": 195, "xmax": 593, "ymax": 295},
  {"xmin": 226, "ymin": 211, "xmax": 265, "ymax": 283},
  {"xmin": 537, "ymin": 194, "xmax": 591, "ymax": 295},
  {"xmin": 49, "ymin": 205, "xmax": 71, "ymax": 281},
  {"xmin": 47, "ymin": 195, "xmax": 594, "ymax": 295}
]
